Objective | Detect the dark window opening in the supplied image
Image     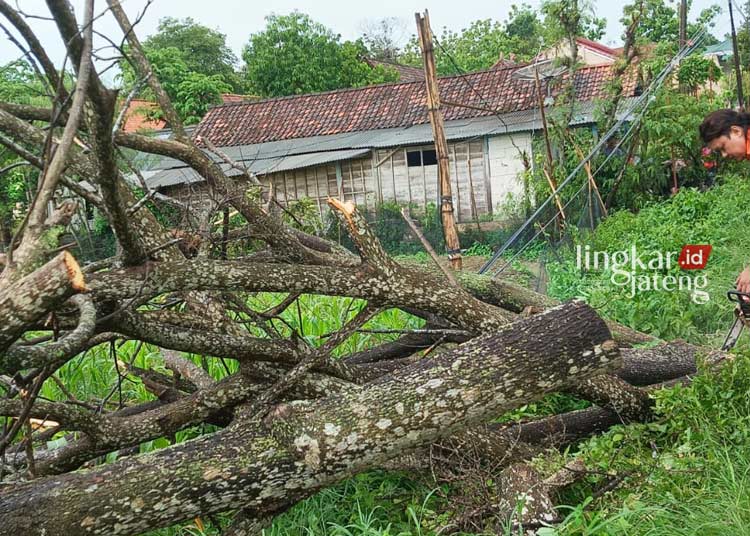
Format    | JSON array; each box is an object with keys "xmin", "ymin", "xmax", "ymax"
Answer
[
  {"xmin": 422, "ymin": 149, "xmax": 437, "ymax": 166},
  {"xmin": 406, "ymin": 150, "xmax": 422, "ymax": 167}
]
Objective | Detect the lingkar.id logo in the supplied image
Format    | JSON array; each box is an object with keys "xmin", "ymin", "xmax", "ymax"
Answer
[{"xmin": 576, "ymin": 244, "xmax": 712, "ymax": 304}]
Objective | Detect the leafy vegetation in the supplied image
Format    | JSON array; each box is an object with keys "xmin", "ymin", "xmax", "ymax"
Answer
[
  {"xmin": 546, "ymin": 173, "xmax": 750, "ymax": 342},
  {"xmin": 242, "ymin": 12, "xmax": 399, "ymax": 98}
]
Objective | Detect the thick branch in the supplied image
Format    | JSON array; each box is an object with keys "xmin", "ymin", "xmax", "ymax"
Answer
[
  {"xmin": 0, "ymin": 301, "xmax": 619, "ymax": 535},
  {"xmin": 1, "ymin": 294, "xmax": 96, "ymax": 375},
  {"xmin": 0, "ymin": 251, "xmax": 86, "ymax": 352}
]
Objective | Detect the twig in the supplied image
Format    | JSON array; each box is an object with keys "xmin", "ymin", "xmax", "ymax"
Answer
[
  {"xmin": 400, "ymin": 207, "xmax": 459, "ymax": 287},
  {"xmin": 111, "ymin": 70, "xmax": 151, "ymax": 137}
]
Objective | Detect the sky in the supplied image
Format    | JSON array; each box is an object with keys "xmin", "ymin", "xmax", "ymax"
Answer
[{"xmin": 0, "ymin": 0, "xmax": 737, "ymax": 79}]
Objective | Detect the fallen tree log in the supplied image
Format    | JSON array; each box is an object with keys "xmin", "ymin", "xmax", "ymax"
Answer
[{"xmin": 0, "ymin": 301, "xmax": 620, "ymax": 535}]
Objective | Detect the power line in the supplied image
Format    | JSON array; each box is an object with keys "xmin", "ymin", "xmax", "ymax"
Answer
[
  {"xmin": 478, "ymin": 28, "xmax": 708, "ymax": 275},
  {"xmin": 431, "ymin": 33, "xmax": 535, "ymax": 158}
]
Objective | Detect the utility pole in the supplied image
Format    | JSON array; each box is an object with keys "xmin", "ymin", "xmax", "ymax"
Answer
[
  {"xmin": 679, "ymin": 0, "xmax": 687, "ymax": 49},
  {"xmin": 533, "ymin": 68, "xmax": 566, "ymax": 231},
  {"xmin": 729, "ymin": 0, "xmax": 745, "ymax": 109},
  {"xmin": 415, "ymin": 10, "xmax": 462, "ymax": 270}
]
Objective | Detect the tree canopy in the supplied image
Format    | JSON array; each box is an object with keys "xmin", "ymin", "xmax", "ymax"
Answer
[
  {"xmin": 141, "ymin": 17, "xmax": 240, "ymax": 85},
  {"xmin": 119, "ymin": 17, "xmax": 241, "ymax": 123},
  {"xmin": 242, "ymin": 12, "xmax": 399, "ymax": 97}
]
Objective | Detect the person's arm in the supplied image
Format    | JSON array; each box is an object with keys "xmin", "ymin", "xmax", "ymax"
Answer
[{"xmin": 736, "ymin": 265, "xmax": 750, "ymax": 293}]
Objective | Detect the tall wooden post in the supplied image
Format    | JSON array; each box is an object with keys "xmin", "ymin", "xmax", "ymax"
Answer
[
  {"xmin": 415, "ymin": 10, "xmax": 462, "ymax": 271},
  {"xmin": 533, "ymin": 68, "xmax": 566, "ymax": 230},
  {"xmin": 678, "ymin": 0, "xmax": 687, "ymax": 49}
]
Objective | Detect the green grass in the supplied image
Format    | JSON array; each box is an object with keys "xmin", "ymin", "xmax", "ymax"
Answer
[
  {"xmin": 544, "ymin": 353, "xmax": 750, "ymax": 535},
  {"xmin": 546, "ymin": 174, "xmax": 750, "ymax": 343}
]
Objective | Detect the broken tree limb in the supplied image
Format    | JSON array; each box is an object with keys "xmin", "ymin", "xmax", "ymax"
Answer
[
  {"xmin": 0, "ymin": 251, "xmax": 86, "ymax": 352},
  {"xmin": 0, "ymin": 301, "xmax": 619, "ymax": 535},
  {"xmin": 400, "ymin": 206, "xmax": 460, "ymax": 287},
  {"xmin": 1, "ymin": 294, "xmax": 96, "ymax": 375},
  {"xmin": 569, "ymin": 373, "xmax": 654, "ymax": 422}
]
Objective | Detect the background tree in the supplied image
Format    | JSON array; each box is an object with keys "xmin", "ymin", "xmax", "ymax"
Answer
[
  {"xmin": 242, "ymin": 12, "xmax": 399, "ymax": 97},
  {"xmin": 119, "ymin": 17, "xmax": 242, "ymax": 123},
  {"xmin": 400, "ymin": 18, "xmax": 517, "ymax": 74},
  {"xmin": 359, "ymin": 17, "xmax": 409, "ymax": 61},
  {"xmin": 504, "ymin": 3, "xmax": 545, "ymax": 57},
  {"xmin": 622, "ymin": 0, "xmax": 720, "ymax": 45},
  {"xmin": 140, "ymin": 17, "xmax": 243, "ymax": 91}
]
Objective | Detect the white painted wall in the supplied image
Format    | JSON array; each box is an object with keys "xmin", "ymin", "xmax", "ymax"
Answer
[{"xmin": 486, "ymin": 132, "xmax": 532, "ymax": 212}]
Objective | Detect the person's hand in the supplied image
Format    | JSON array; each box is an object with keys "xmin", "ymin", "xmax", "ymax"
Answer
[{"xmin": 736, "ymin": 267, "xmax": 750, "ymax": 293}]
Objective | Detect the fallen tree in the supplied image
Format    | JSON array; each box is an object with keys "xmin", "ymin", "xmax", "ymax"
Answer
[{"xmin": 0, "ymin": 3, "xmax": 728, "ymax": 535}]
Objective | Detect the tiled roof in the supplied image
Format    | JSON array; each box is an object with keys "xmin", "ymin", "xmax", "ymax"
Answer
[
  {"xmin": 120, "ymin": 95, "xmax": 251, "ymax": 133},
  {"xmin": 193, "ymin": 64, "xmax": 634, "ymax": 148},
  {"xmin": 575, "ymin": 37, "xmax": 618, "ymax": 58},
  {"xmin": 121, "ymin": 99, "xmax": 167, "ymax": 133}
]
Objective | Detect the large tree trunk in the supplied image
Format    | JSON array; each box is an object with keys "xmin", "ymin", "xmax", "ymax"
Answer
[{"xmin": 0, "ymin": 302, "xmax": 619, "ymax": 535}]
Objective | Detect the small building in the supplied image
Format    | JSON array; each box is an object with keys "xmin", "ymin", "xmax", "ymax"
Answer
[
  {"xmin": 534, "ymin": 37, "xmax": 619, "ymax": 67},
  {"xmin": 137, "ymin": 63, "xmax": 635, "ymax": 223}
]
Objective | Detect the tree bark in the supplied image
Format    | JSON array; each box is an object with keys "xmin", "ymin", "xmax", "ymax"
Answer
[
  {"xmin": 0, "ymin": 251, "xmax": 85, "ymax": 351},
  {"xmin": 0, "ymin": 301, "xmax": 619, "ymax": 535}
]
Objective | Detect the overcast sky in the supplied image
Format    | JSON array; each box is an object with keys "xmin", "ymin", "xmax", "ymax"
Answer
[{"xmin": 0, "ymin": 0, "xmax": 735, "ymax": 82}]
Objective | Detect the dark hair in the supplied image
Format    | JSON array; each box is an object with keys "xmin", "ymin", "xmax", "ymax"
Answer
[{"xmin": 699, "ymin": 109, "xmax": 750, "ymax": 143}]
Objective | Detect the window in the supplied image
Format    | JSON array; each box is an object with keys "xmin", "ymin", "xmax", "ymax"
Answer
[
  {"xmin": 422, "ymin": 149, "xmax": 437, "ymax": 166},
  {"xmin": 406, "ymin": 148, "xmax": 438, "ymax": 167}
]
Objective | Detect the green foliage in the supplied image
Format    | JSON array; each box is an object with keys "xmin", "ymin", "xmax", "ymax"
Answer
[
  {"xmin": 676, "ymin": 53, "xmax": 722, "ymax": 93},
  {"xmin": 242, "ymin": 12, "xmax": 399, "ymax": 98},
  {"xmin": 547, "ymin": 174, "xmax": 750, "ymax": 342},
  {"xmin": 541, "ymin": 0, "xmax": 607, "ymax": 45},
  {"xmin": 141, "ymin": 17, "xmax": 242, "ymax": 90},
  {"xmin": 401, "ymin": 19, "xmax": 518, "ymax": 75},
  {"xmin": 551, "ymin": 353, "xmax": 750, "ymax": 535},
  {"xmin": 621, "ymin": 0, "xmax": 720, "ymax": 46},
  {"xmin": 119, "ymin": 18, "xmax": 242, "ymax": 123},
  {"xmin": 0, "ymin": 60, "xmax": 41, "ymax": 103},
  {"xmin": 400, "ymin": 7, "xmax": 548, "ymax": 76},
  {"xmin": 173, "ymin": 72, "xmax": 231, "ymax": 124},
  {"xmin": 121, "ymin": 46, "xmax": 232, "ymax": 124},
  {"xmin": 0, "ymin": 60, "xmax": 47, "ymax": 243}
]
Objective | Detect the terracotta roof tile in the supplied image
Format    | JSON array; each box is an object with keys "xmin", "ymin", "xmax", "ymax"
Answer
[
  {"xmin": 194, "ymin": 64, "xmax": 634, "ymax": 147},
  {"xmin": 120, "ymin": 99, "xmax": 167, "ymax": 133}
]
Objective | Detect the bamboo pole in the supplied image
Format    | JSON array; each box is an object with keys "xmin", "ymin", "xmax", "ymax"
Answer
[
  {"xmin": 729, "ymin": 0, "xmax": 745, "ymax": 110},
  {"xmin": 415, "ymin": 10, "xmax": 462, "ymax": 270}
]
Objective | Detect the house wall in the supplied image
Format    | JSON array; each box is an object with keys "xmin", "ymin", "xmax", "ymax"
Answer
[
  {"xmin": 372, "ymin": 139, "xmax": 495, "ymax": 222},
  {"xmin": 487, "ymin": 132, "xmax": 532, "ymax": 213},
  {"xmin": 162, "ymin": 134, "xmax": 533, "ymax": 224}
]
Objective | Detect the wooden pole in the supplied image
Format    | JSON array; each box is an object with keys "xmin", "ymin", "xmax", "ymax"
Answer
[
  {"xmin": 678, "ymin": 0, "xmax": 687, "ymax": 49},
  {"xmin": 729, "ymin": 0, "xmax": 745, "ymax": 110},
  {"xmin": 415, "ymin": 10, "xmax": 462, "ymax": 271},
  {"xmin": 534, "ymin": 69, "xmax": 566, "ymax": 229}
]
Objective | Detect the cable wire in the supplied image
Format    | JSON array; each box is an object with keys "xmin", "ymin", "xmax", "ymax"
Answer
[{"xmin": 479, "ymin": 28, "xmax": 707, "ymax": 275}]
